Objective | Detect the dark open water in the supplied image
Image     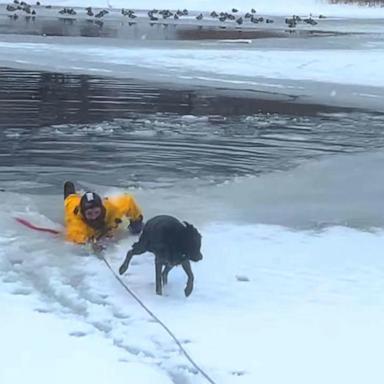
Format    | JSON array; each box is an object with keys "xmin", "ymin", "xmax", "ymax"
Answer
[{"xmin": 1, "ymin": 67, "xmax": 384, "ymax": 194}]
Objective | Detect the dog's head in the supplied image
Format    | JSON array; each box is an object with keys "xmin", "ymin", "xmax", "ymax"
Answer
[{"xmin": 183, "ymin": 221, "xmax": 203, "ymax": 262}]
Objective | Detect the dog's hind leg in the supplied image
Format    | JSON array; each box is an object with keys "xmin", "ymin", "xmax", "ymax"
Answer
[
  {"xmin": 119, "ymin": 241, "xmax": 147, "ymax": 275},
  {"xmin": 155, "ymin": 257, "xmax": 163, "ymax": 295},
  {"xmin": 181, "ymin": 260, "xmax": 194, "ymax": 297},
  {"xmin": 161, "ymin": 264, "xmax": 173, "ymax": 286}
]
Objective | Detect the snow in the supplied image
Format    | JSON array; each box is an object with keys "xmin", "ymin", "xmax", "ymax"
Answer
[
  {"xmin": 1, "ymin": 294, "xmax": 171, "ymax": 384},
  {"xmin": 1, "ymin": 186, "xmax": 384, "ymax": 383}
]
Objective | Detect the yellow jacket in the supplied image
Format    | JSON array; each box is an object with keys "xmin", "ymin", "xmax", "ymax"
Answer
[{"xmin": 64, "ymin": 193, "xmax": 143, "ymax": 244}]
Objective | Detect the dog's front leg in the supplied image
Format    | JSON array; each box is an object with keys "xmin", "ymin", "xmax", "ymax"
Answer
[
  {"xmin": 181, "ymin": 260, "xmax": 194, "ymax": 297},
  {"xmin": 119, "ymin": 241, "xmax": 147, "ymax": 275},
  {"xmin": 155, "ymin": 257, "xmax": 163, "ymax": 295},
  {"xmin": 119, "ymin": 250, "xmax": 134, "ymax": 275}
]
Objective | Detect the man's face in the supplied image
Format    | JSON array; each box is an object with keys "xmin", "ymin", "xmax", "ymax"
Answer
[{"xmin": 84, "ymin": 207, "xmax": 102, "ymax": 221}]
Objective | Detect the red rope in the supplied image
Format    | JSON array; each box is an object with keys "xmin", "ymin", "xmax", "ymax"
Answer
[{"xmin": 15, "ymin": 217, "xmax": 61, "ymax": 235}]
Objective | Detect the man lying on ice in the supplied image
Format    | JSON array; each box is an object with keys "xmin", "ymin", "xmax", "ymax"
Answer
[{"xmin": 63, "ymin": 181, "xmax": 143, "ymax": 252}]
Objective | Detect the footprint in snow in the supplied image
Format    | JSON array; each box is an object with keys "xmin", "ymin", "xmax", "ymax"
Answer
[
  {"xmin": 34, "ymin": 308, "xmax": 50, "ymax": 313},
  {"xmin": 232, "ymin": 370, "xmax": 247, "ymax": 376},
  {"xmin": 235, "ymin": 275, "xmax": 250, "ymax": 282},
  {"xmin": 2, "ymin": 275, "xmax": 18, "ymax": 283},
  {"xmin": 69, "ymin": 331, "xmax": 88, "ymax": 337},
  {"xmin": 9, "ymin": 259, "xmax": 23, "ymax": 266},
  {"xmin": 112, "ymin": 310, "xmax": 131, "ymax": 319},
  {"xmin": 12, "ymin": 287, "xmax": 32, "ymax": 295}
]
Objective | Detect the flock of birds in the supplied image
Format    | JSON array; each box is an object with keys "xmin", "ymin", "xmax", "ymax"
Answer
[{"xmin": 3, "ymin": 1, "xmax": 324, "ymax": 28}]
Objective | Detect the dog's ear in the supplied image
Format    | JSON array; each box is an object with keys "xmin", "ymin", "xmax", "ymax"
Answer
[
  {"xmin": 183, "ymin": 222, "xmax": 201, "ymax": 238},
  {"xmin": 183, "ymin": 222, "xmax": 198, "ymax": 234}
]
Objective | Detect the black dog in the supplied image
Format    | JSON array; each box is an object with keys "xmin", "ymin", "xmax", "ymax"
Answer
[{"xmin": 119, "ymin": 215, "xmax": 202, "ymax": 296}]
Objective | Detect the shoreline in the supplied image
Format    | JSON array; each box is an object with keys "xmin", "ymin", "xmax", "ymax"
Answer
[
  {"xmin": 2, "ymin": 3, "xmax": 384, "ymax": 38},
  {"xmin": 0, "ymin": 5, "xmax": 332, "ymax": 40}
]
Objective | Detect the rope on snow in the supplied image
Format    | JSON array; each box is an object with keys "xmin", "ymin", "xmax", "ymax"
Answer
[{"xmin": 101, "ymin": 255, "xmax": 217, "ymax": 384}]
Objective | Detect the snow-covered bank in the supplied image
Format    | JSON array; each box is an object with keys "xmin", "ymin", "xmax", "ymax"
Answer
[
  {"xmin": 2, "ymin": 148, "xmax": 384, "ymax": 383},
  {"xmin": 1, "ymin": 213, "xmax": 384, "ymax": 384}
]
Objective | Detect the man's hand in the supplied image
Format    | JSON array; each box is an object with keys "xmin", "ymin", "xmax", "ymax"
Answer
[{"xmin": 91, "ymin": 240, "xmax": 106, "ymax": 254}]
